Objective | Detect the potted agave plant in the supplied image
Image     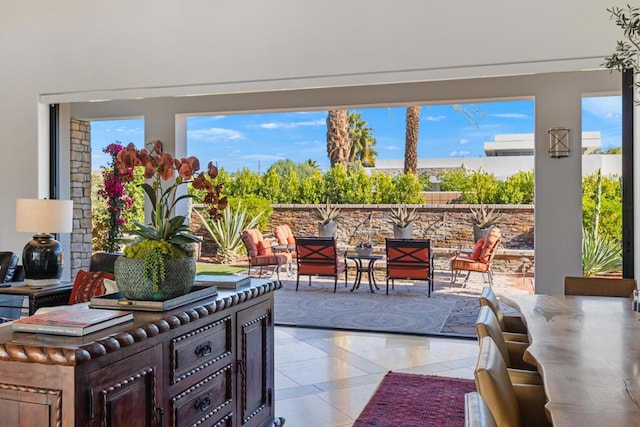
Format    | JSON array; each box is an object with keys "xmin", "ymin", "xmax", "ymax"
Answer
[
  {"xmin": 314, "ymin": 200, "xmax": 341, "ymax": 238},
  {"xmin": 389, "ymin": 206, "xmax": 418, "ymax": 238},
  {"xmin": 470, "ymin": 203, "xmax": 501, "ymax": 242},
  {"xmin": 113, "ymin": 140, "xmax": 227, "ymax": 301}
]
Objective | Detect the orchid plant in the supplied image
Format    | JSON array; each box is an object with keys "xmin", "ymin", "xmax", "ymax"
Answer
[{"xmin": 115, "ymin": 140, "xmax": 227, "ymax": 289}]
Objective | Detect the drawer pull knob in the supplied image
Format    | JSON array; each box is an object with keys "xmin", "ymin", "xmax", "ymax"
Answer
[
  {"xmin": 194, "ymin": 393, "xmax": 212, "ymax": 412},
  {"xmin": 195, "ymin": 341, "xmax": 212, "ymax": 357}
]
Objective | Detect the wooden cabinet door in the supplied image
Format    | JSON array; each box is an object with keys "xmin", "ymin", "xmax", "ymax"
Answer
[
  {"xmin": 0, "ymin": 385, "xmax": 61, "ymax": 427},
  {"xmin": 236, "ymin": 300, "xmax": 274, "ymax": 427},
  {"xmin": 86, "ymin": 344, "xmax": 163, "ymax": 427}
]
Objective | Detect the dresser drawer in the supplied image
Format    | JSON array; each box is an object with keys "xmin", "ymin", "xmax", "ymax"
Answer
[
  {"xmin": 171, "ymin": 365, "xmax": 233, "ymax": 427},
  {"xmin": 171, "ymin": 315, "xmax": 232, "ymax": 384}
]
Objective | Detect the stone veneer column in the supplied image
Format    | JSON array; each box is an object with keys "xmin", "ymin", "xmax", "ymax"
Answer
[{"xmin": 69, "ymin": 119, "xmax": 92, "ymax": 279}]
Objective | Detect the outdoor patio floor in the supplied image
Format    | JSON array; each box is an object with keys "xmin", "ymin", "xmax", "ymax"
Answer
[{"xmin": 270, "ymin": 266, "xmax": 534, "ymax": 337}]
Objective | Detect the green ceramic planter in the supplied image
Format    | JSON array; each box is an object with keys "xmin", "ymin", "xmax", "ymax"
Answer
[{"xmin": 114, "ymin": 257, "xmax": 196, "ymax": 301}]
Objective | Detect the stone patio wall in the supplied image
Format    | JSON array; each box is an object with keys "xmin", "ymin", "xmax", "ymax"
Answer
[{"xmin": 190, "ymin": 203, "xmax": 534, "ymax": 274}]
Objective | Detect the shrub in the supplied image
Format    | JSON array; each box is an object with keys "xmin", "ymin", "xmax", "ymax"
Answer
[
  {"xmin": 195, "ymin": 203, "xmax": 262, "ymax": 264},
  {"xmin": 228, "ymin": 195, "xmax": 272, "ymax": 232}
]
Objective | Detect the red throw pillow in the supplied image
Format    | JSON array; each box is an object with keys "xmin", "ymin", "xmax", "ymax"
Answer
[
  {"xmin": 68, "ymin": 270, "xmax": 115, "ymax": 304},
  {"xmin": 471, "ymin": 239, "xmax": 484, "ymax": 260}
]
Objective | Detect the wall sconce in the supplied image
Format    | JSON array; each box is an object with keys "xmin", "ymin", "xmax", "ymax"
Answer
[
  {"xmin": 548, "ymin": 127, "xmax": 570, "ymax": 158},
  {"xmin": 15, "ymin": 198, "xmax": 73, "ymax": 286}
]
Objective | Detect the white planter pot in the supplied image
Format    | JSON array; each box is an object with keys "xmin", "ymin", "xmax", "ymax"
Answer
[
  {"xmin": 319, "ymin": 221, "xmax": 338, "ymax": 238},
  {"xmin": 393, "ymin": 224, "xmax": 413, "ymax": 239}
]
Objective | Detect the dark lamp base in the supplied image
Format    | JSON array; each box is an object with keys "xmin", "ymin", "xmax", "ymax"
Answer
[{"xmin": 22, "ymin": 234, "xmax": 64, "ymax": 285}]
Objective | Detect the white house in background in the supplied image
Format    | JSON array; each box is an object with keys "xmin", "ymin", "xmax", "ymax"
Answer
[{"xmin": 370, "ymin": 131, "xmax": 621, "ymax": 182}]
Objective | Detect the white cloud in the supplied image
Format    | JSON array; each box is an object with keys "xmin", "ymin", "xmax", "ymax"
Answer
[
  {"xmin": 258, "ymin": 119, "xmax": 325, "ymax": 129},
  {"xmin": 243, "ymin": 154, "xmax": 286, "ymax": 161},
  {"xmin": 490, "ymin": 113, "xmax": 529, "ymax": 119},
  {"xmin": 188, "ymin": 127, "xmax": 245, "ymax": 142},
  {"xmin": 424, "ymin": 115, "xmax": 446, "ymax": 122},
  {"xmin": 460, "ymin": 139, "xmax": 469, "ymax": 145},
  {"xmin": 450, "ymin": 150, "xmax": 470, "ymax": 157},
  {"xmin": 384, "ymin": 145, "xmax": 400, "ymax": 151}
]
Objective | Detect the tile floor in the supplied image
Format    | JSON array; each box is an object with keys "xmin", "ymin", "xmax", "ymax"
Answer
[{"xmin": 274, "ymin": 326, "xmax": 479, "ymax": 427}]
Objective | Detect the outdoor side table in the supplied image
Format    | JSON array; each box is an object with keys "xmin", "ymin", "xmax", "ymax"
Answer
[{"xmin": 347, "ymin": 254, "xmax": 383, "ymax": 293}]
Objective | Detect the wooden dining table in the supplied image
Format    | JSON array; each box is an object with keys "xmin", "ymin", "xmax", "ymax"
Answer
[{"xmin": 502, "ymin": 294, "xmax": 640, "ymax": 427}]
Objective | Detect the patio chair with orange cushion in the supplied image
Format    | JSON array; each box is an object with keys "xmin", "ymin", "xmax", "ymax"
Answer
[
  {"xmin": 450, "ymin": 227, "xmax": 501, "ymax": 288},
  {"xmin": 273, "ymin": 224, "xmax": 297, "ymax": 258},
  {"xmin": 241, "ymin": 228, "xmax": 291, "ymax": 280},
  {"xmin": 385, "ymin": 238, "xmax": 434, "ymax": 297},
  {"xmin": 295, "ymin": 237, "xmax": 347, "ymax": 292}
]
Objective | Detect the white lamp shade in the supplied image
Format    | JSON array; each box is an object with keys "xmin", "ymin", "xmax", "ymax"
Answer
[{"xmin": 16, "ymin": 199, "xmax": 73, "ymax": 234}]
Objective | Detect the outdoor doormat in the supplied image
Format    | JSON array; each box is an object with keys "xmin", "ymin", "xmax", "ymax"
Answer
[{"xmin": 353, "ymin": 372, "xmax": 476, "ymax": 427}]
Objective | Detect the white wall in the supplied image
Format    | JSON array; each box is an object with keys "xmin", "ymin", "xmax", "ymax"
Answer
[{"xmin": 0, "ymin": 1, "xmax": 629, "ymax": 293}]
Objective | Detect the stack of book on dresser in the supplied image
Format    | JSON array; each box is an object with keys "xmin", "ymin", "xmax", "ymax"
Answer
[
  {"xmin": 194, "ymin": 274, "xmax": 251, "ymax": 289},
  {"xmin": 11, "ymin": 306, "xmax": 133, "ymax": 336}
]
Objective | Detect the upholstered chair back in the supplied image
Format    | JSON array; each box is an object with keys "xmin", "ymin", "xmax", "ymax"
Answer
[{"xmin": 474, "ymin": 337, "xmax": 521, "ymax": 427}]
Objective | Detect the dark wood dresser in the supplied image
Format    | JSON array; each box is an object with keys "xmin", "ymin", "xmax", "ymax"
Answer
[{"xmin": 0, "ymin": 279, "xmax": 284, "ymax": 427}]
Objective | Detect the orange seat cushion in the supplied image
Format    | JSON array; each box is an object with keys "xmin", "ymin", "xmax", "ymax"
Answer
[{"xmin": 451, "ymin": 254, "xmax": 489, "ymax": 273}]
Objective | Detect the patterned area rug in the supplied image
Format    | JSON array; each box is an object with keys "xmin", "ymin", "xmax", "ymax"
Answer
[
  {"xmin": 353, "ymin": 372, "xmax": 476, "ymax": 427},
  {"xmin": 274, "ymin": 274, "xmax": 488, "ymax": 336}
]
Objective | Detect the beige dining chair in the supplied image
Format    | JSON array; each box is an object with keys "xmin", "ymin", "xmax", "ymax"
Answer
[
  {"xmin": 475, "ymin": 306, "xmax": 539, "ymax": 375},
  {"xmin": 474, "ymin": 336, "xmax": 551, "ymax": 427},
  {"xmin": 479, "ymin": 287, "xmax": 528, "ymax": 343},
  {"xmin": 464, "ymin": 392, "xmax": 497, "ymax": 427},
  {"xmin": 564, "ymin": 276, "xmax": 637, "ymax": 297}
]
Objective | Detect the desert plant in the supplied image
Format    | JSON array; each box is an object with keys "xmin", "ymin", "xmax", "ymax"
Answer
[
  {"xmin": 582, "ymin": 227, "xmax": 622, "ymax": 276},
  {"xmin": 195, "ymin": 203, "xmax": 263, "ymax": 264},
  {"xmin": 388, "ymin": 205, "xmax": 418, "ymax": 228},
  {"xmin": 470, "ymin": 203, "xmax": 502, "ymax": 228},
  {"xmin": 314, "ymin": 200, "xmax": 341, "ymax": 225}
]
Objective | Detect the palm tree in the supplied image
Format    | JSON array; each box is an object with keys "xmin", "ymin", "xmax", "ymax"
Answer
[
  {"xmin": 404, "ymin": 104, "xmax": 484, "ymax": 174},
  {"xmin": 348, "ymin": 112, "xmax": 378, "ymax": 167},
  {"xmin": 404, "ymin": 106, "xmax": 421, "ymax": 174},
  {"xmin": 326, "ymin": 109, "xmax": 350, "ymax": 166}
]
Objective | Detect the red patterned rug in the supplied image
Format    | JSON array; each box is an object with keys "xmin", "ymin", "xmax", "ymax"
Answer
[{"xmin": 354, "ymin": 372, "xmax": 476, "ymax": 427}]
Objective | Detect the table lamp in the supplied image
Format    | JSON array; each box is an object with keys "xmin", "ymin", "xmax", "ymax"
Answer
[{"xmin": 15, "ymin": 198, "xmax": 73, "ymax": 286}]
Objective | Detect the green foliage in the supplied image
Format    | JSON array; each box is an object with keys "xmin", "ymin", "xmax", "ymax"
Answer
[
  {"xmin": 195, "ymin": 203, "xmax": 262, "ymax": 264},
  {"xmin": 439, "ymin": 168, "xmax": 528, "ymax": 204},
  {"xmin": 267, "ymin": 159, "xmax": 318, "ymax": 180},
  {"xmin": 297, "ymin": 170, "xmax": 326, "ymax": 203},
  {"xmin": 582, "ymin": 171, "xmax": 621, "ymax": 242},
  {"xmin": 348, "ymin": 112, "xmax": 378, "ymax": 167},
  {"xmin": 391, "ymin": 173, "xmax": 424, "ymax": 203},
  {"xmin": 324, "ymin": 163, "xmax": 351, "ymax": 203},
  {"xmin": 215, "ymin": 163, "xmax": 429, "ymax": 205},
  {"xmin": 592, "ymin": 146, "xmax": 622, "ymax": 154},
  {"xmin": 228, "ymin": 195, "xmax": 272, "ymax": 231},
  {"xmin": 582, "ymin": 227, "xmax": 622, "ymax": 276},
  {"xmin": 260, "ymin": 169, "xmax": 283, "ymax": 202},
  {"xmin": 497, "ymin": 171, "xmax": 534, "ymax": 204},
  {"xmin": 371, "ymin": 172, "xmax": 397, "ymax": 203},
  {"xmin": 604, "ymin": 5, "xmax": 640, "ymax": 100},
  {"xmin": 225, "ymin": 168, "xmax": 262, "ymax": 197}
]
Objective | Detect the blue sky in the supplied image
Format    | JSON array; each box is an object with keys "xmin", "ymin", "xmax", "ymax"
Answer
[{"xmin": 90, "ymin": 96, "xmax": 622, "ymax": 172}]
